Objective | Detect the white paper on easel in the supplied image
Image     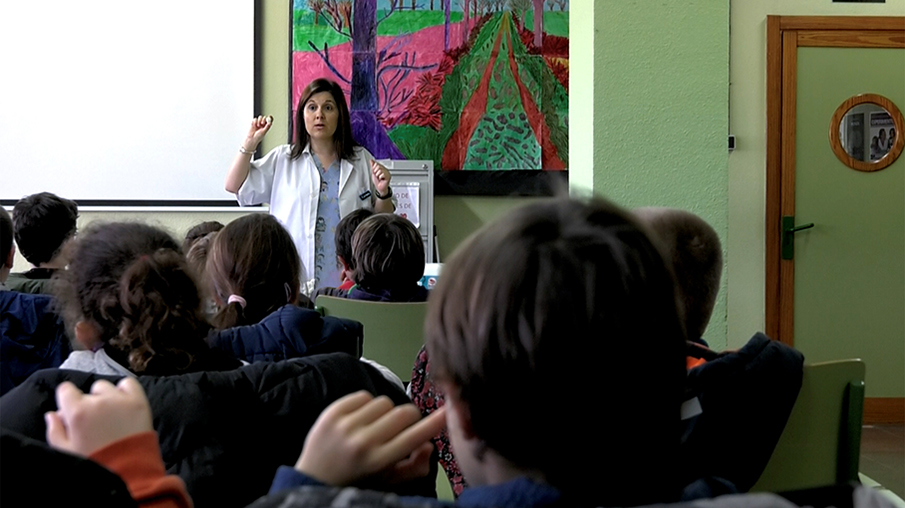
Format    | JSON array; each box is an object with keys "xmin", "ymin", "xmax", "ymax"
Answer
[{"xmin": 393, "ymin": 183, "xmax": 420, "ymax": 228}]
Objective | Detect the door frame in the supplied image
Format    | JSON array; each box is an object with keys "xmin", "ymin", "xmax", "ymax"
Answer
[{"xmin": 765, "ymin": 15, "xmax": 905, "ymax": 423}]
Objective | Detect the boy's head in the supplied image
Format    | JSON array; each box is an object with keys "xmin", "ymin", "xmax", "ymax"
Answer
[
  {"xmin": 634, "ymin": 207, "xmax": 723, "ymax": 340},
  {"xmin": 425, "ymin": 197, "xmax": 686, "ymax": 506},
  {"xmin": 186, "ymin": 231, "xmax": 217, "ymax": 281},
  {"xmin": 1, "ymin": 207, "xmax": 14, "ymax": 282},
  {"xmin": 351, "ymin": 214, "xmax": 424, "ymax": 291},
  {"xmin": 12, "ymin": 192, "xmax": 79, "ymax": 268},
  {"xmin": 335, "ymin": 208, "xmax": 375, "ymax": 278},
  {"xmin": 183, "ymin": 220, "xmax": 224, "ymax": 254}
]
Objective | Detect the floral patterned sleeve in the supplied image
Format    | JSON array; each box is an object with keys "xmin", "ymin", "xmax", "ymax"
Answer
[{"xmin": 409, "ymin": 346, "xmax": 467, "ymax": 498}]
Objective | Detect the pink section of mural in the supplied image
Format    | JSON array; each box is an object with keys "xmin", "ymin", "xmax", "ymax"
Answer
[{"xmin": 292, "ymin": 21, "xmax": 465, "ymax": 127}]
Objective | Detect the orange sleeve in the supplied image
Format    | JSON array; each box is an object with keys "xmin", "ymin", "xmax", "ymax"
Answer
[
  {"xmin": 89, "ymin": 431, "xmax": 192, "ymax": 508},
  {"xmin": 686, "ymin": 356, "xmax": 708, "ymax": 370}
]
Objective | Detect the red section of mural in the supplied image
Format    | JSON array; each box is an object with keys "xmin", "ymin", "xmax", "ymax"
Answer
[{"xmin": 505, "ymin": 25, "xmax": 565, "ymax": 170}]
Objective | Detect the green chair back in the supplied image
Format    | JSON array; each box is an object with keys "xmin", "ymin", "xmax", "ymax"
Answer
[
  {"xmin": 751, "ymin": 359, "xmax": 865, "ymax": 492},
  {"xmin": 314, "ymin": 296, "xmax": 429, "ymax": 381}
]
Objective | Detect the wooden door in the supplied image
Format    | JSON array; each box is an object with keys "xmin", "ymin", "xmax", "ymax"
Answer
[{"xmin": 765, "ymin": 16, "xmax": 905, "ymax": 424}]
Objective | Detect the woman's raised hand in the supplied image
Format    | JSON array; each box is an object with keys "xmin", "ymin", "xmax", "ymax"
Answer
[
  {"xmin": 244, "ymin": 115, "xmax": 273, "ymax": 152},
  {"xmin": 370, "ymin": 160, "xmax": 391, "ymax": 196}
]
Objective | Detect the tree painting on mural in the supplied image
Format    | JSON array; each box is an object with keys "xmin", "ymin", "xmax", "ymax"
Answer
[{"xmin": 292, "ymin": 0, "xmax": 569, "ymax": 171}]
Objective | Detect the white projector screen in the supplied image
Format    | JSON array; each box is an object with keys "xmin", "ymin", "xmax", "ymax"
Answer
[{"xmin": 1, "ymin": 1, "xmax": 256, "ymax": 205}]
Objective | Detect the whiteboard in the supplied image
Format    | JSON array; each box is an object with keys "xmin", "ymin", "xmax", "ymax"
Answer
[{"xmin": 0, "ymin": 1, "xmax": 255, "ymax": 205}]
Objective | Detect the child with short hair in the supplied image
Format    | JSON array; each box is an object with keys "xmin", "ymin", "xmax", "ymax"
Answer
[
  {"xmin": 268, "ymin": 196, "xmax": 688, "ymax": 507},
  {"xmin": 56, "ymin": 222, "xmax": 240, "ymax": 376},
  {"xmin": 633, "ymin": 208, "xmax": 804, "ymax": 493},
  {"xmin": 182, "ymin": 220, "xmax": 224, "ymax": 254},
  {"xmin": 8, "ymin": 192, "xmax": 79, "ymax": 294},
  {"xmin": 633, "ymin": 207, "xmax": 723, "ymax": 345},
  {"xmin": 344, "ymin": 213, "xmax": 428, "ymax": 303},
  {"xmin": 0, "ymin": 207, "xmax": 14, "ymax": 290},
  {"xmin": 312, "ymin": 208, "xmax": 375, "ymax": 299}
]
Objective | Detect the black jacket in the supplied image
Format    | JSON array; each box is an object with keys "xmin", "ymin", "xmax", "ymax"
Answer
[
  {"xmin": 680, "ymin": 333, "xmax": 805, "ymax": 492},
  {"xmin": 0, "ymin": 353, "xmax": 434, "ymax": 508},
  {"xmin": 0, "ymin": 291, "xmax": 71, "ymax": 396}
]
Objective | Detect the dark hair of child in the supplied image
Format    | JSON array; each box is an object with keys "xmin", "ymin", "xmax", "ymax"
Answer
[
  {"xmin": 207, "ymin": 214, "xmax": 301, "ymax": 329},
  {"xmin": 12, "ymin": 192, "xmax": 79, "ymax": 266},
  {"xmin": 634, "ymin": 207, "xmax": 723, "ymax": 340},
  {"xmin": 183, "ymin": 221, "xmax": 224, "ymax": 254},
  {"xmin": 55, "ymin": 222, "xmax": 221, "ymax": 375},
  {"xmin": 350, "ymin": 213, "xmax": 424, "ymax": 292},
  {"xmin": 0, "ymin": 207, "xmax": 13, "ymax": 269},
  {"xmin": 424, "ymin": 197, "xmax": 687, "ymax": 507},
  {"xmin": 186, "ymin": 231, "xmax": 217, "ymax": 294},
  {"xmin": 335, "ymin": 208, "xmax": 375, "ymax": 274}
]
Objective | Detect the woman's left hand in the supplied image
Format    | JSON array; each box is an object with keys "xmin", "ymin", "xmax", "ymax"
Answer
[{"xmin": 370, "ymin": 160, "xmax": 391, "ymax": 196}]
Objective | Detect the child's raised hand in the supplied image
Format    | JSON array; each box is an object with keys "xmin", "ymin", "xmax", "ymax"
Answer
[
  {"xmin": 45, "ymin": 377, "xmax": 154, "ymax": 458},
  {"xmin": 295, "ymin": 390, "xmax": 446, "ymax": 487}
]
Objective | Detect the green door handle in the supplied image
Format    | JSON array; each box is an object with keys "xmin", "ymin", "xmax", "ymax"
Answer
[{"xmin": 782, "ymin": 216, "xmax": 815, "ymax": 260}]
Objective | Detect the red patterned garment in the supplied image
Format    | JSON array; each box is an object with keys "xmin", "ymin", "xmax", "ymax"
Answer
[{"xmin": 409, "ymin": 346, "xmax": 467, "ymax": 498}]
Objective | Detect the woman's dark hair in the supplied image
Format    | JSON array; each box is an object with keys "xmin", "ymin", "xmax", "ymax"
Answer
[
  {"xmin": 183, "ymin": 221, "xmax": 224, "ymax": 253},
  {"xmin": 425, "ymin": 197, "xmax": 687, "ymax": 506},
  {"xmin": 55, "ymin": 222, "xmax": 213, "ymax": 375},
  {"xmin": 207, "ymin": 214, "xmax": 301, "ymax": 329},
  {"xmin": 289, "ymin": 78, "xmax": 357, "ymax": 161},
  {"xmin": 351, "ymin": 214, "xmax": 424, "ymax": 292}
]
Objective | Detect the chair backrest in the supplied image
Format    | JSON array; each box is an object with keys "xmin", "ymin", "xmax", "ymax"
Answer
[
  {"xmin": 314, "ymin": 296, "xmax": 429, "ymax": 381},
  {"xmin": 750, "ymin": 359, "xmax": 865, "ymax": 492}
]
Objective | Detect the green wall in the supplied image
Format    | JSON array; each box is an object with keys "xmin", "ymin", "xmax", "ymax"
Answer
[{"xmin": 571, "ymin": 0, "xmax": 730, "ymax": 348}]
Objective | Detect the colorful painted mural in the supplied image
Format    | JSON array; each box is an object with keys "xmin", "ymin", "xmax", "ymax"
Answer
[{"xmin": 292, "ymin": 0, "xmax": 568, "ymax": 175}]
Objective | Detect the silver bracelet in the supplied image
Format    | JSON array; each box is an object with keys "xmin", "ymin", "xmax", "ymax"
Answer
[{"xmin": 238, "ymin": 146, "xmax": 255, "ymax": 155}]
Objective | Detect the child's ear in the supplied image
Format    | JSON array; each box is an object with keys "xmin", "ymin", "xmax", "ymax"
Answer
[
  {"xmin": 440, "ymin": 382, "xmax": 476, "ymax": 440},
  {"xmin": 74, "ymin": 320, "xmax": 102, "ymax": 350},
  {"xmin": 4, "ymin": 243, "xmax": 15, "ymax": 270},
  {"xmin": 338, "ymin": 256, "xmax": 352, "ymax": 283}
]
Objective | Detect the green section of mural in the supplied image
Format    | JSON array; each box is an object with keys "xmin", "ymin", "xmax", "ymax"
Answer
[
  {"xmin": 524, "ymin": 11, "xmax": 569, "ymax": 38},
  {"xmin": 388, "ymin": 124, "xmax": 445, "ymax": 163},
  {"xmin": 509, "ymin": 18, "xmax": 568, "ymax": 165},
  {"xmin": 378, "ymin": 10, "xmax": 464, "ymax": 36},
  {"xmin": 294, "ymin": 10, "xmax": 465, "ymax": 51},
  {"xmin": 463, "ymin": 16, "xmax": 540, "ymax": 170}
]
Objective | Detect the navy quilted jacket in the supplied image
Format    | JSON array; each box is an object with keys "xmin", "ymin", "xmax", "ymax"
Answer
[{"xmin": 207, "ymin": 304, "xmax": 363, "ymax": 362}]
